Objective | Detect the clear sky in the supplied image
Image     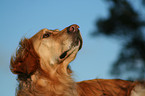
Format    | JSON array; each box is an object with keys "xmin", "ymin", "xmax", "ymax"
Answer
[{"xmin": 0, "ymin": 0, "xmax": 124, "ymax": 96}]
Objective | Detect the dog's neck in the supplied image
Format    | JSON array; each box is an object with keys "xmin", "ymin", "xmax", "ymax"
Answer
[{"xmin": 17, "ymin": 63, "xmax": 78, "ymax": 96}]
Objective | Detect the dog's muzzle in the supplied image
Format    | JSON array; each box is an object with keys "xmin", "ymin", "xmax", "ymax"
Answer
[
  {"xmin": 59, "ymin": 24, "xmax": 82, "ymax": 61},
  {"xmin": 67, "ymin": 24, "xmax": 82, "ymax": 50}
]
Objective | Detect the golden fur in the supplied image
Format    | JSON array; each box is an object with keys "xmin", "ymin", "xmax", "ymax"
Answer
[{"xmin": 10, "ymin": 24, "xmax": 145, "ymax": 96}]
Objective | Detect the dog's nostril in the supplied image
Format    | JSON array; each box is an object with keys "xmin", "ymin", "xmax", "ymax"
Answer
[
  {"xmin": 68, "ymin": 24, "xmax": 79, "ymax": 33},
  {"xmin": 69, "ymin": 26, "xmax": 75, "ymax": 32}
]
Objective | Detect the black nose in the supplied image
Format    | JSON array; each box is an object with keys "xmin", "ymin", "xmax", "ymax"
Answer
[{"xmin": 67, "ymin": 24, "xmax": 79, "ymax": 34}]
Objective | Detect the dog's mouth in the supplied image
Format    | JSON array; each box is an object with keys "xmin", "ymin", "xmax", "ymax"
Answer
[
  {"xmin": 59, "ymin": 49, "xmax": 74, "ymax": 62},
  {"xmin": 59, "ymin": 39, "xmax": 82, "ymax": 63}
]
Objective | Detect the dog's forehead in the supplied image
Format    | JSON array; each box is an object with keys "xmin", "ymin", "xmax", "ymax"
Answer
[
  {"xmin": 43, "ymin": 28, "xmax": 60, "ymax": 33},
  {"xmin": 50, "ymin": 29, "xmax": 60, "ymax": 32}
]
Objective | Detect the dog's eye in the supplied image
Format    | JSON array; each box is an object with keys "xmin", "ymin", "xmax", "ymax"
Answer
[{"xmin": 43, "ymin": 33, "xmax": 51, "ymax": 38}]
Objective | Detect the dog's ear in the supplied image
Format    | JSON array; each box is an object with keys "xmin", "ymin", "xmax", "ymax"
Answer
[{"xmin": 10, "ymin": 38, "xmax": 40, "ymax": 75}]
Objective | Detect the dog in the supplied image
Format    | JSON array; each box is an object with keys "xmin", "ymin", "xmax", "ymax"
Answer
[{"xmin": 10, "ymin": 24, "xmax": 145, "ymax": 96}]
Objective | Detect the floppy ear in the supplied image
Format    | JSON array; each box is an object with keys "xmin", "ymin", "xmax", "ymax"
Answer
[{"xmin": 10, "ymin": 38, "xmax": 40, "ymax": 75}]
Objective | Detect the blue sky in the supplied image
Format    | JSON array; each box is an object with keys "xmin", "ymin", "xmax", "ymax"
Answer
[{"xmin": 0, "ymin": 0, "xmax": 124, "ymax": 96}]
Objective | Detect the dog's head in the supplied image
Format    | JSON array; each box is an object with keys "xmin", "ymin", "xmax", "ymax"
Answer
[{"xmin": 10, "ymin": 24, "xmax": 82, "ymax": 76}]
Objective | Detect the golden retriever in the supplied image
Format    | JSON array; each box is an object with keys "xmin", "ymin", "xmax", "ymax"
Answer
[{"xmin": 10, "ymin": 24, "xmax": 145, "ymax": 96}]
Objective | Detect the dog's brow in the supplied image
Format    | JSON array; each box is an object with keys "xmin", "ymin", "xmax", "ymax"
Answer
[{"xmin": 48, "ymin": 30, "xmax": 60, "ymax": 35}]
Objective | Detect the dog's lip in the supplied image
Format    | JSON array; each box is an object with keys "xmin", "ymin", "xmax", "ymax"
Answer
[
  {"xmin": 78, "ymin": 38, "xmax": 82, "ymax": 50},
  {"xmin": 59, "ymin": 50, "xmax": 68, "ymax": 59}
]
